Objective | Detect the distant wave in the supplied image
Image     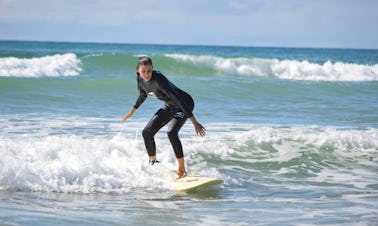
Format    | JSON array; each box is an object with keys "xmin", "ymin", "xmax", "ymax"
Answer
[
  {"xmin": 0, "ymin": 53, "xmax": 82, "ymax": 77},
  {"xmin": 165, "ymin": 54, "xmax": 378, "ymax": 81},
  {"xmin": 5, "ymin": 52, "xmax": 377, "ymax": 81}
]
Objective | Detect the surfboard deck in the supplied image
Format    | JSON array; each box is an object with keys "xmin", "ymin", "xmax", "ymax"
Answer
[{"xmin": 173, "ymin": 174, "xmax": 223, "ymax": 191}]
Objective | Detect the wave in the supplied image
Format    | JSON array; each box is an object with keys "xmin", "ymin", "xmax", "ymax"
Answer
[
  {"xmin": 165, "ymin": 54, "xmax": 378, "ymax": 81},
  {"xmin": 0, "ymin": 115, "xmax": 377, "ymax": 193},
  {"xmin": 2, "ymin": 52, "xmax": 378, "ymax": 81},
  {"xmin": 0, "ymin": 53, "xmax": 82, "ymax": 77}
]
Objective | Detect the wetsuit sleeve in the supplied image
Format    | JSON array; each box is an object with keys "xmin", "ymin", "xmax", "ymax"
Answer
[
  {"xmin": 133, "ymin": 78, "xmax": 147, "ymax": 109},
  {"xmin": 156, "ymin": 74, "xmax": 194, "ymax": 118}
]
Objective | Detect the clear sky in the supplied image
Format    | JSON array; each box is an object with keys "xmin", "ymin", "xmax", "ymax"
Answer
[{"xmin": 1, "ymin": 0, "xmax": 377, "ymax": 49}]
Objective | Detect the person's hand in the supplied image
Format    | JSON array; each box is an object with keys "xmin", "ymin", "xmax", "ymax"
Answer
[
  {"xmin": 193, "ymin": 122, "xmax": 206, "ymax": 137},
  {"xmin": 190, "ymin": 116, "xmax": 206, "ymax": 137},
  {"xmin": 120, "ymin": 113, "xmax": 131, "ymax": 123},
  {"xmin": 120, "ymin": 107, "xmax": 136, "ymax": 123}
]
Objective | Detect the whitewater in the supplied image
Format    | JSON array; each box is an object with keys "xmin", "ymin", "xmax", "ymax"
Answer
[
  {"xmin": 0, "ymin": 41, "xmax": 377, "ymax": 225},
  {"xmin": 165, "ymin": 53, "xmax": 378, "ymax": 81},
  {"xmin": 0, "ymin": 53, "xmax": 82, "ymax": 77}
]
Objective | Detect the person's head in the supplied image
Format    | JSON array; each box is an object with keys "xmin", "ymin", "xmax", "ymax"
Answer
[{"xmin": 136, "ymin": 56, "xmax": 153, "ymax": 81}]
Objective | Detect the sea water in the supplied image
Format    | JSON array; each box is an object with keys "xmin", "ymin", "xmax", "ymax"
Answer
[{"xmin": 0, "ymin": 41, "xmax": 377, "ymax": 225}]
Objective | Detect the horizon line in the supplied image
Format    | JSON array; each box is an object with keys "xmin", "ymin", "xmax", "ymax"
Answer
[{"xmin": 0, "ymin": 39, "xmax": 377, "ymax": 51}]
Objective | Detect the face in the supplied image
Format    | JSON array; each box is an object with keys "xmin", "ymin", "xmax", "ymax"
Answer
[{"xmin": 137, "ymin": 64, "xmax": 153, "ymax": 81}]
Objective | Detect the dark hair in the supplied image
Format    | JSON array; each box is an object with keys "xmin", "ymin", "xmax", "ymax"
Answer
[{"xmin": 137, "ymin": 56, "xmax": 153, "ymax": 68}]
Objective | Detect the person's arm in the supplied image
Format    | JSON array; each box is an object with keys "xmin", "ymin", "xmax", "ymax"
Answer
[
  {"xmin": 121, "ymin": 78, "xmax": 147, "ymax": 122},
  {"xmin": 133, "ymin": 83, "xmax": 147, "ymax": 110},
  {"xmin": 156, "ymin": 72, "xmax": 206, "ymax": 136},
  {"xmin": 156, "ymin": 73, "xmax": 193, "ymax": 118}
]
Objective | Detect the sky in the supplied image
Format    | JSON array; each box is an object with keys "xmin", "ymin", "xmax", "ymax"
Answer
[{"xmin": 0, "ymin": 0, "xmax": 377, "ymax": 49}]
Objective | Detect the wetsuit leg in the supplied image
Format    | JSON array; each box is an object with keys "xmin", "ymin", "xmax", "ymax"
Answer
[
  {"xmin": 167, "ymin": 112, "xmax": 188, "ymax": 159},
  {"xmin": 142, "ymin": 109, "xmax": 173, "ymax": 157}
]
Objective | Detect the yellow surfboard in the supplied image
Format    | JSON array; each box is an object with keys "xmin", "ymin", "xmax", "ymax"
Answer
[{"xmin": 173, "ymin": 174, "xmax": 223, "ymax": 191}]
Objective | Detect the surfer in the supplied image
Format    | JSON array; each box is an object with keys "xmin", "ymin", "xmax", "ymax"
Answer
[{"xmin": 121, "ymin": 56, "xmax": 206, "ymax": 179}]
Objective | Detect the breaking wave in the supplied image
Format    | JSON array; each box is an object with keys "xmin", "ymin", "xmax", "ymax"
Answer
[
  {"xmin": 165, "ymin": 54, "xmax": 378, "ymax": 81},
  {"xmin": 0, "ymin": 53, "xmax": 82, "ymax": 77},
  {"xmin": 2, "ymin": 51, "xmax": 377, "ymax": 81}
]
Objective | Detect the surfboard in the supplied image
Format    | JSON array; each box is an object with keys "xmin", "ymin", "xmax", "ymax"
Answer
[{"xmin": 173, "ymin": 174, "xmax": 223, "ymax": 191}]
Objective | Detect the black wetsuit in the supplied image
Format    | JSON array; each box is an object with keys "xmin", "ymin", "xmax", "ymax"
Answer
[{"xmin": 133, "ymin": 71, "xmax": 194, "ymax": 159}]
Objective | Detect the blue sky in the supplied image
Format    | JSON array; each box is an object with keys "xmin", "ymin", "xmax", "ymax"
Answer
[{"xmin": 0, "ymin": 0, "xmax": 377, "ymax": 49}]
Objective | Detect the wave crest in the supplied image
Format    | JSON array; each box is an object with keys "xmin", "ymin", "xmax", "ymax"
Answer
[
  {"xmin": 165, "ymin": 54, "xmax": 378, "ymax": 81},
  {"xmin": 0, "ymin": 53, "xmax": 82, "ymax": 77}
]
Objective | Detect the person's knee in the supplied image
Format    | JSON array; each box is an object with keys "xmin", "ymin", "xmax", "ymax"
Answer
[
  {"xmin": 167, "ymin": 129, "xmax": 178, "ymax": 140},
  {"xmin": 142, "ymin": 128, "xmax": 152, "ymax": 139}
]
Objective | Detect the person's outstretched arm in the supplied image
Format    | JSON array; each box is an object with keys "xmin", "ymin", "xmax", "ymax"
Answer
[{"xmin": 120, "ymin": 107, "xmax": 137, "ymax": 122}]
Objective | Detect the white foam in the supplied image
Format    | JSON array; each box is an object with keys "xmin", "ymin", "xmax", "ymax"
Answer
[
  {"xmin": 0, "ymin": 53, "xmax": 82, "ymax": 77},
  {"xmin": 185, "ymin": 123, "xmax": 378, "ymax": 189},
  {"xmin": 165, "ymin": 54, "xmax": 378, "ymax": 81},
  {"xmin": 0, "ymin": 135, "xmax": 177, "ymax": 193},
  {"xmin": 272, "ymin": 60, "xmax": 378, "ymax": 81},
  {"xmin": 201, "ymin": 124, "xmax": 378, "ymax": 160},
  {"xmin": 1, "ymin": 115, "xmax": 377, "ymax": 192}
]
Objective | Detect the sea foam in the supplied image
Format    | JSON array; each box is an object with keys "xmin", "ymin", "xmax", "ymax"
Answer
[
  {"xmin": 1, "ymin": 115, "xmax": 377, "ymax": 193},
  {"xmin": 0, "ymin": 135, "xmax": 176, "ymax": 193},
  {"xmin": 165, "ymin": 54, "xmax": 378, "ymax": 81},
  {"xmin": 0, "ymin": 53, "xmax": 82, "ymax": 77}
]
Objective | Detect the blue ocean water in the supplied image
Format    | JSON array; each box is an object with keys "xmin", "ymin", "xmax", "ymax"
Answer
[{"xmin": 0, "ymin": 41, "xmax": 377, "ymax": 225}]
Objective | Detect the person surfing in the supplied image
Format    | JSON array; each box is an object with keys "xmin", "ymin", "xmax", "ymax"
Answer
[{"xmin": 121, "ymin": 56, "xmax": 206, "ymax": 179}]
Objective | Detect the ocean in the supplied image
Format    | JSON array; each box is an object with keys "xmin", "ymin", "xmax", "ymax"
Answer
[{"xmin": 0, "ymin": 40, "xmax": 377, "ymax": 225}]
